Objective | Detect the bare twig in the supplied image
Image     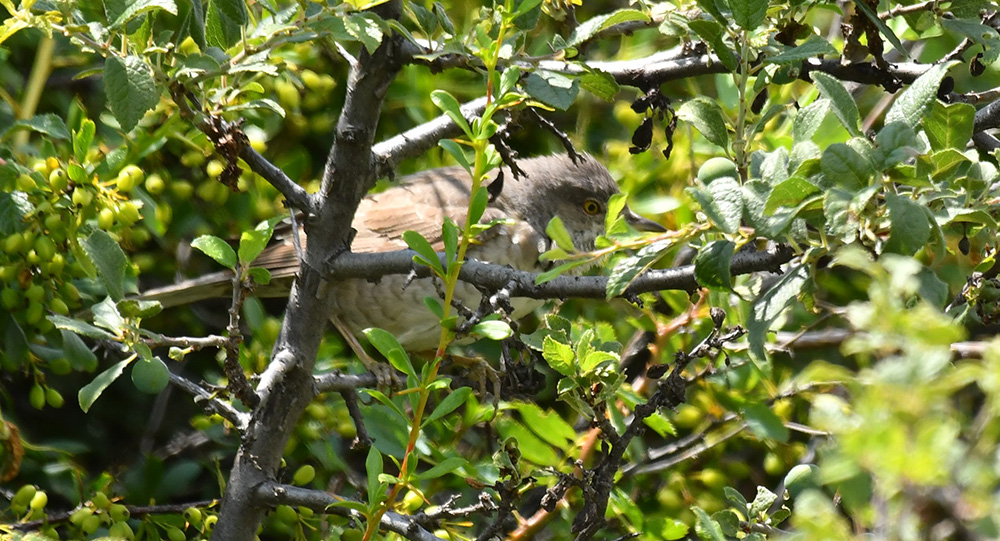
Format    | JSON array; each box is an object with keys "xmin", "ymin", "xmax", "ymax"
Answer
[{"xmin": 169, "ymin": 372, "xmax": 249, "ymax": 430}]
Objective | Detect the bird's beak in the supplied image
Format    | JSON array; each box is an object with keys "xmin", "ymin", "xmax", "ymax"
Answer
[{"xmin": 623, "ymin": 206, "xmax": 666, "ymax": 232}]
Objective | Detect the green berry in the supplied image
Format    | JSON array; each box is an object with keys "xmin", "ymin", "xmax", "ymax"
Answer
[
  {"xmin": 98, "ymin": 207, "xmax": 115, "ymax": 230},
  {"xmin": 45, "ymin": 387, "xmax": 64, "ymax": 408},
  {"xmin": 49, "ymin": 169, "xmax": 69, "ymax": 192},
  {"xmin": 4, "ymin": 233, "xmax": 24, "ymax": 254},
  {"xmin": 92, "ymin": 492, "xmax": 110, "ymax": 509},
  {"xmin": 34, "ymin": 236, "xmax": 57, "ymax": 262},
  {"xmin": 25, "ymin": 284, "xmax": 45, "ymax": 303},
  {"xmin": 29, "ymin": 490, "xmax": 48, "ymax": 510},
  {"xmin": 81, "ymin": 514, "xmax": 101, "ymax": 534},
  {"xmin": 206, "ymin": 160, "xmax": 225, "ymax": 179},
  {"xmin": 116, "ymin": 165, "xmax": 144, "ymax": 192},
  {"xmin": 117, "ymin": 201, "xmax": 141, "ymax": 225},
  {"xmin": 184, "ymin": 506, "xmax": 202, "ymax": 526},
  {"xmin": 50, "ymin": 357, "xmax": 72, "ymax": 375},
  {"xmin": 131, "ymin": 357, "xmax": 170, "ymax": 394},
  {"xmin": 25, "ymin": 303, "xmax": 44, "ymax": 325},
  {"xmin": 274, "ymin": 504, "xmax": 297, "ymax": 525},
  {"xmin": 12, "ymin": 485, "xmax": 36, "ymax": 508},
  {"xmin": 69, "ymin": 507, "xmax": 93, "ymax": 525},
  {"xmin": 109, "ymin": 521, "xmax": 134, "ymax": 540},
  {"xmin": 29, "ymin": 384, "xmax": 46, "ymax": 409},
  {"xmin": 109, "ymin": 503, "xmax": 130, "ymax": 522},
  {"xmin": 697, "ymin": 157, "xmax": 739, "ymax": 184},
  {"xmin": 145, "ymin": 173, "xmax": 165, "ymax": 195},
  {"xmin": 72, "ymin": 188, "xmax": 94, "ymax": 207},
  {"xmin": 292, "ymin": 464, "xmax": 315, "ymax": 486},
  {"xmin": 1, "ymin": 288, "xmax": 20, "ymax": 310}
]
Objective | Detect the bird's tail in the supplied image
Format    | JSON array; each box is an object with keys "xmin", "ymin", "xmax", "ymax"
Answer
[{"xmin": 140, "ymin": 271, "xmax": 236, "ymax": 308}]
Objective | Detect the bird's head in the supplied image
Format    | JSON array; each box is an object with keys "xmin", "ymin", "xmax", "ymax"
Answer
[{"xmin": 495, "ymin": 154, "xmax": 664, "ymax": 251}]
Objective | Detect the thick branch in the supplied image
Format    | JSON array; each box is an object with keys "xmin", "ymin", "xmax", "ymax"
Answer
[
  {"xmin": 324, "ymin": 244, "xmax": 795, "ymax": 299},
  {"xmin": 974, "ymin": 98, "xmax": 1000, "ymax": 133}
]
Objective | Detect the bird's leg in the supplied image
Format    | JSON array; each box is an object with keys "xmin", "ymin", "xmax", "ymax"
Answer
[{"xmin": 331, "ymin": 316, "xmax": 398, "ymax": 389}]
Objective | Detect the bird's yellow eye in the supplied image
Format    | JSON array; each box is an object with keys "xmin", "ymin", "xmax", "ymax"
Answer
[{"xmin": 582, "ymin": 199, "xmax": 602, "ymax": 215}]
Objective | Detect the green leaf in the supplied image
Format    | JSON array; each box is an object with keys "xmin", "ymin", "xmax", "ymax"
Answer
[
  {"xmin": 820, "ymin": 142, "xmax": 873, "ymax": 190},
  {"xmin": 524, "ymin": 70, "xmax": 580, "ymax": 111},
  {"xmin": 62, "ymin": 329, "xmax": 99, "ymax": 372},
  {"xmin": 579, "ymin": 69, "xmax": 620, "ymax": 101},
  {"xmin": 362, "ymin": 328, "xmax": 415, "ymax": 380},
  {"xmin": 941, "ymin": 18, "xmax": 1000, "ymax": 64},
  {"xmin": 91, "ymin": 297, "xmax": 125, "ymax": 334},
  {"xmin": 542, "ymin": 335, "xmax": 575, "ymax": 376},
  {"xmin": 2, "ymin": 314, "xmax": 28, "ymax": 370},
  {"xmin": 442, "ymin": 218, "xmax": 459, "ymax": 269},
  {"xmin": 923, "ymin": 101, "xmax": 975, "ymax": 151},
  {"xmin": 9, "ymin": 113, "xmax": 71, "ymax": 140},
  {"xmin": 104, "ymin": 56, "xmax": 160, "ymax": 132},
  {"xmin": 472, "ymin": 320, "xmax": 513, "ymax": 340},
  {"xmin": 545, "ymin": 216, "xmax": 576, "ymax": 252},
  {"xmin": 112, "ymin": 0, "xmax": 178, "ymax": 28},
  {"xmin": 78, "ymin": 359, "xmax": 130, "ymax": 413},
  {"xmin": 747, "ymin": 263, "xmax": 810, "ymax": 372},
  {"xmin": 810, "ymin": 72, "xmax": 860, "ymax": 137},
  {"xmin": 727, "ymin": 0, "xmax": 767, "ymax": 30},
  {"xmin": 724, "ymin": 486, "xmax": 749, "ymax": 511},
  {"xmin": 792, "ymin": 99, "xmax": 830, "ymax": 142},
  {"xmin": 205, "ymin": 0, "xmax": 244, "ymax": 48},
  {"xmin": 403, "ymin": 230, "xmax": 444, "ymax": 274},
  {"xmin": 687, "ymin": 20, "xmax": 738, "ymax": 71},
  {"xmin": 468, "ymin": 184, "xmax": 489, "ymax": 224},
  {"xmin": 424, "ymin": 387, "xmax": 472, "ymax": 424},
  {"xmin": 49, "ymin": 315, "xmax": 114, "ymax": 340},
  {"xmin": 513, "ymin": 402, "xmax": 577, "ymax": 448},
  {"xmin": 568, "ymin": 8, "xmax": 649, "ymax": 46},
  {"xmin": 365, "ymin": 446, "xmax": 383, "ymax": 503},
  {"xmin": 247, "ymin": 267, "xmax": 271, "ymax": 285},
  {"xmin": 238, "ymin": 219, "xmax": 278, "ymax": 265},
  {"xmin": 414, "ymin": 456, "xmax": 467, "ymax": 481},
  {"xmin": 344, "ymin": 13, "xmax": 384, "ymax": 54},
  {"xmin": 853, "ymin": 0, "xmax": 908, "ymax": 58},
  {"xmin": 741, "ymin": 402, "xmax": 789, "ymax": 442},
  {"xmin": 693, "ymin": 507, "xmax": 726, "ymax": 541},
  {"xmin": 82, "ymin": 230, "xmax": 129, "ymax": 301},
  {"xmin": 606, "ymin": 239, "xmax": 671, "ymax": 298},
  {"xmin": 693, "ymin": 240, "xmax": 735, "ymax": 291},
  {"xmin": 191, "ymin": 235, "xmax": 237, "ymax": 270},
  {"xmin": 748, "ymin": 486, "xmax": 779, "ymax": 517},
  {"xmin": 430, "ymin": 90, "xmax": 472, "ymax": 139},
  {"xmin": 766, "ymin": 34, "xmax": 837, "ymax": 64},
  {"xmin": 885, "ymin": 62, "xmax": 953, "ymax": 130},
  {"xmin": 689, "ymin": 176, "xmax": 743, "ymax": 234},
  {"xmin": 73, "ymin": 119, "xmax": 96, "ymax": 163},
  {"xmin": 677, "ymin": 97, "xmax": 729, "ymax": 149},
  {"xmin": 712, "ymin": 509, "xmax": 740, "ymax": 536},
  {"xmin": 884, "ymin": 193, "xmax": 931, "ymax": 255},
  {"xmin": 765, "ymin": 176, "xmax": 819, "ymax": 214}
]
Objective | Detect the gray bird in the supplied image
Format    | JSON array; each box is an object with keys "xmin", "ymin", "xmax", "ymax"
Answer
[{"xmin": 145, "ymin": 153, "xmax": 664, "ymax": 354}]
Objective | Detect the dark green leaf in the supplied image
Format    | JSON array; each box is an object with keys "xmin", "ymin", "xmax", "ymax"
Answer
[
  {"xmin": 0, "ymin": 190, "xmax": 32, "ymax": 236},
  {"xmin": 923, "ymin": 101, "xmax": 975, "ymax": 151},
  {"xmin": 424, "ymin": 387, "xmax": 472, "ymax": 424},
  {"xmin": 712, "ymin": 509, "xmax": 740, "ymax": 536},
  {"xmin": 9, "ymin": 113, "xmax": 71, "ymax": 140},
  {"xmin": 112, "ymin": 0, "xmax": 178, "ymax": 28},
  {"xmin": 191, "ymin": 235, "xmax": 237, "ymax": 270},
  {"xmin": 692, "ymin": 507, "xmax": 726, "ymax": 541},
  {"xmin": 728, "ymin": 0, "xmax": 767, "ymax": 30},
  {"xmin": 344, "ymin": 13, "xmax": 384, "ymax": 54},
  {"xmin": 607, "ymin": 239, "xmax": 671, "ymax": 298},
  {"xmin": 747, "ymin": 263, "xmax": 810, "ymax": 371},
  {"xmin": 568, "ymin": 8, "xmax": 649, "ymax": 46},
  {"xmin": 853, "ymin": 0, "xmax": 908, "ymax": 58},
  {"xmin": 689, "ymin": 176, "xmax": 743, "ymax": 234},
  {"xmin": 414, "ymin": 456, "xmax": 467, "ymax": 481},
  {"xmin": 579, "ymin": 69, "xmax": 620, "ymax": 101},
  {"xmin": 79, "ymin": 359, "xmax": 130, "ymax": 413},
  {"xmin": 884, "ymin": 193, "xmax": 931, "ymax": 255},
  {"xmin": 73, "ymin": 119, "xmax": 96, "ymax": 163},
  {"xmin": 687, "ymin": 19, "xmax": 738, "ymax": 71},
  {"xmin": 724, "ymin": 486, "xmax": 749, "ymax": 511},
  {"xmin": 792, "ymin": 98, "xmax": 830, "ymax": 141},
  {"xmin": 694, "ymin": 240, "xmax": 736, "ymax": 291},
  {"xmin": 820, "ymin": 142, "xmax": 873, "ymax": 190},
  {"xmin": 62, "ymin": 329, "xmax": 99, "ymax": 373},
  {"xmin": 764, "ymin": 177, "xmax": 819, "ymax": 214},
  {"xmin": 677, "ymin": 97, "xmax": 730, "ymax": 149},
  {"xmin": 886, "ymin": 63, "xmax": 953, "ymax": 130},
  {"xmin": 810, "ymin": 72, "xmax": 860, "ymax": 137},
  {"xmin": 742, "ymin": 402, "xmax": 789, "ymax": 442},
  {"xmin": 362, "ymin": 328, "xmax": 415, "ymax": 380},
  {"xmin": 104, "ymin": 56, "xmax": 160, "ymax": 132},
  {"xmin": 82, "ymin": 230, "xmax": 129, "ymax": 301},
  {"xmin": 403, "ymin": 230, "xmax": 444, "ymax": 274},
  {"xmin": 766, "ymin": 34, "xmax": 837, "ymax": 64},
  {"xmin": 205, "ymin": 0, "xmax": 243, "ymax": 48},
  {"xmin": 524, "ymin": 70, "xmax": 580, "ymax": 111}
]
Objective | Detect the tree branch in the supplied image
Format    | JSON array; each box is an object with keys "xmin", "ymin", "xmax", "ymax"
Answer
[
  {"xmin": 255, "ymin": 483, "xmax": 448, "ymax": 541},
  {"xmin": 324, "ymin": 243, "xmax": 795, "ymax": 299}
]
